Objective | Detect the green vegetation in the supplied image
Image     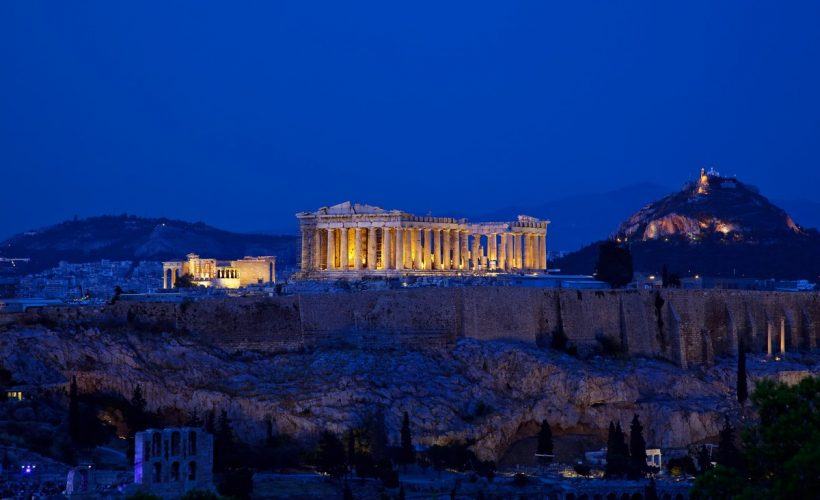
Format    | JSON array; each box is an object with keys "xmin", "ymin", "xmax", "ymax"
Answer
[
  {"xmin": 595, "ymin": 240, "xmax": 633, "ymax": 288},
  {"xmin": 692, "ymin": 377, "xmax": 820, "ymax": 499}
]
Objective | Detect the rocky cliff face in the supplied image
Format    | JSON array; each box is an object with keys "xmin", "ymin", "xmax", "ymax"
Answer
[{"xmin": 2, "ymin": 324, "xmax": 816, "ymax": 461}]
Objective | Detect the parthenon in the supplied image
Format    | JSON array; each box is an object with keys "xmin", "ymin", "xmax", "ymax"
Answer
[{"xmin": 296, "ymin": 202, "xmax": 549, "ymax": 277}]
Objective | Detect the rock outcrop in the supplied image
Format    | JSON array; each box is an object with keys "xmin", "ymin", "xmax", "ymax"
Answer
[{"xmin": 2, "ymin": 324, "xmax": 816, "ymax": 461}]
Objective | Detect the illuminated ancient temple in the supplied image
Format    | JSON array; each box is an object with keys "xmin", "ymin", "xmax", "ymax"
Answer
[
  {"xmin": 296, "ymin": 202, "xmax": 549, "ymax": 277},
  {"xmin": 162, "ymin": 254, "xmax": 276, "ymax": 289}
]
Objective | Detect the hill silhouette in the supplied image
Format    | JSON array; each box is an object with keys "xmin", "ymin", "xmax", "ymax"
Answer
[
  {"xmin": 0, "ymin": 215, "xmax": 298, "ymax": 275},
  {"xmin": 555, "ymin": 170, "xmax": 820, "ymax": 280}
]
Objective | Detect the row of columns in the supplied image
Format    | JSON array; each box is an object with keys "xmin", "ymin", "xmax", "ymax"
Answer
[{"xmin": 312, "ymin": 226, "xmax": 547, "ymax": 272}]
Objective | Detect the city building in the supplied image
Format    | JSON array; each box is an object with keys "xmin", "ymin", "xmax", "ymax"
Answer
[
  {"xmin": 296, "ymin": 202, "xmax": 549, "ymax": 278},
  {"xmin": 162, "ymin": 254, "xmax": 276, "ymax": 289},
  {"xmin": 131, "ymin": 427, "xmax": 214, "ymax": 497}
]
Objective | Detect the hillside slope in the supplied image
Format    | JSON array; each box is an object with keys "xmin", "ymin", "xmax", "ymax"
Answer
[
  {"xmin": 555, "ymin": 170, "xmax": 820, "ymax": 280},
  {"xmin": 0, "ymin": 215, "xmax": 298, "ymax": 274}
]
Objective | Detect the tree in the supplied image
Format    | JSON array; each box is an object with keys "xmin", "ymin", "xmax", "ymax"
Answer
[
  {"xmin": 693, "ymin": 377, "xmax": 820, "ymax": 499},
  {"xmin": 174, "ymin": 273, "xmax": 195, "ymax": 288},
  {"xmin": 536, "ymin": 419, "xmax": 553, "ymax": 460},
  {"xmin": 661, "ymin": 265, "xmax": 681, "ymax": 288},
  {"xmin": 644, "ymin": 478, "xmax": 659, "ymax": 500},
  {"xmin": 605, "ymin": 421, "xmax": 629, "ymax": 478},
  {"xmin": 214, "ymin": 409, "xmax": 235, "ymax": 472},
  {"xmin": 316, "ymin": 430, "xmax": 347, "ymax": 478},
  {"xmin": 68, "ymin": 376, "xmax": 80, "ymax": 443},
  {"xmin": 129, "ymin": 385, "xmax": 148, "ymax": 432},
  {"xmin": 595, "ymin": 240, "xmax": 633, "ymax": 288},
  {"xmin": 737, "ymin": 339, "xmax": 748, "ymax": 406},
  {"xmin": 716, "ymin": 418, "xmax": 741, "ymax": 470},
  {"xmin": 399, "ymin": 411, "xmax": 415, "ymax": 465},
  {"xmin": 628, "ymin": 414, "xmax": 647, "ymax": 479}
]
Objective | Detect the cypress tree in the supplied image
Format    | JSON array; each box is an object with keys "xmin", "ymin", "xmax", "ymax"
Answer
[
  {"xmin": 399, "ymin": 411, "xmax": 414, "ymax": 465},
  {"xmin": 130, "ymin": 384, "xmax": 148, "ymax": 432},
  {"xmin": 606, "ymin": 421, "xmax": 630, "ymax": 478},
  {"xmin": 645, "ymin": 478, "xmax": 659, "ymax": 500},
  {"xmin": 68, "ymin": 376, "xmax": 80, "ymax": 443},
  {"xmin": 737, "ymin": 339, "xmax": 748, "ymax": 405},
  {"xmin": 628, "ymin": 414, "xmax": 647, "ymax": 479},
  {"xmin": 536, "ymin": 419, "xmax": 554, "ymax": 458},
  {"xmin": 716, "ymin": 417, "xmax": 741, "ymax": 470}
]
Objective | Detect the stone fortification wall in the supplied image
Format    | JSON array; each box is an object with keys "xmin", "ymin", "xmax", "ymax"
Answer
[{"xmin": 13, "ymin": 289, "xmax": 819, "ymax": 366}]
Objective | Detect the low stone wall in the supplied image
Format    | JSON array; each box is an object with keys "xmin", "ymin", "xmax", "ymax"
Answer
[{"xmin": 12, "ymin": 288, "xmax": 819, "ymax": 366}]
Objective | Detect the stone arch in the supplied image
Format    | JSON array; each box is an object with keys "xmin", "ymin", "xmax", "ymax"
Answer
[{"xmin": 165, "ymin": 268, "xmax": 173, "ymax": 289}]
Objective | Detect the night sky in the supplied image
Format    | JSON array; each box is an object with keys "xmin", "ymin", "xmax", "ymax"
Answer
[{"xmin": 2, "ymin": 1, "xmax": 819, "ymax": 238}]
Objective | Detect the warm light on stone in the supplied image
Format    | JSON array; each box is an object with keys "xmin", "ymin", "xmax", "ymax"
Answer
[{"xmin": 295, "ymin": 202, "xmax": 549, "ymax": 278}]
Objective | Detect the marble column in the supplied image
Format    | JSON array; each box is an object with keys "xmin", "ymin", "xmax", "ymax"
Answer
[
  {"xmin": 367, "ymin": 226, "xmax": 377, "ymax": 270},
  {"xmin": 381, "ymin": 227, "xmax": 391, "ymax": 269},
  {"xmin": 395, "ymin": 228, "xmax": 404, "ymax": 270},
  {"xmin": 442, "ymin": 229, "xmax": 451, "ymax": 270},
  {"xmin": 300, "ymin": 226, "xmax": 311, "ymax": 272},
  {"xmin": 453, "ymin": 230, "xmax": 461, "ymax": 270},
  {"xmin": 471, "ymin": 234, "xmax": 480, "ymax": 270},
  {"xmin": 433, "ymin": 229, "xmax": 442, "ymax": 270},
  {"xmin": 313, "ymin": 228, "xmax": 323, "ymax": 270},
  {"xmin": 498, "ymin": 233, "xmax": 507, "ymax": 271},
  {"xmin": 488, "ymin": 233, "xmax": 497, "ymax": 269},
  {"xmin": 353, "ymin": 228, "xmax": 362, "ymax": 270},
  {"xmin": 780, "ymin": 317, "xmax": 786, "ymax": 354},
  {"xmin": 540, "ymin": 231, "xmax": 547, "ymax": 271},
  {"xmin": 525, "ymin": 234, "xmax": 533, "ymax": 269},
  {"xmin": 406, "ymin": 228, "xmax": 413, "ymax": 269},
  {"xmin": 340, "ymin": 227, "xmax": 349, "ymax": 270},
  {"xmin": 767, "ymin": 322, "xmax": 773, "ymax": 357},
  {"xmin": 516, "ymin": 233, "xmax": 524, "ymax": 269},
  {"xmin": 413, "ymin": 229, "xmax": 422, "ymax": 269},
  {"xmin": 326, "ymin": 228, "xmax": 336, "ymax": 270},
  {"xmin": 460, "ymin": 231, "xmax": 469, "ymax": 270},
  {"xmin": 510, "ymin": 233, "xmax": 518, "ymax": 269},
  {"xmin": 422, "ymin": 228, "xmax": 432, "ymax": 270}
]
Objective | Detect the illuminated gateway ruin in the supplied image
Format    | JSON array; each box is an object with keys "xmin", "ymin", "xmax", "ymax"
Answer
[{"xmin": 296, "ymin": 202, "xmax": 549, "ymax": 278}]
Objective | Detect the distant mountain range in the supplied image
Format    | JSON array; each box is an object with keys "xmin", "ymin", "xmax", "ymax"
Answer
[
  {"xmin": 0, "ymin": 215, "xmax": 299, "ymax": 275},
  {"xmin": 555, "ymin": 170, "xmax": 820, "ymax": 280},
  {"xmin": 2, "ymin": 178, "xmax": 818, "ymax": 280}
]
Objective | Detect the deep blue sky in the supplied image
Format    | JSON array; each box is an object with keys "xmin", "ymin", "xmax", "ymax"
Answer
[{"xmin": 2, "ymin": 1, "xmax": 819, "ymax": 237}]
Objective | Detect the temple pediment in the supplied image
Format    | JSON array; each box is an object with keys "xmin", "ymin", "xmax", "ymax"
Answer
[{"xmin": 320, "ymin": 201, "xmax": 388, "ymax": 215}]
